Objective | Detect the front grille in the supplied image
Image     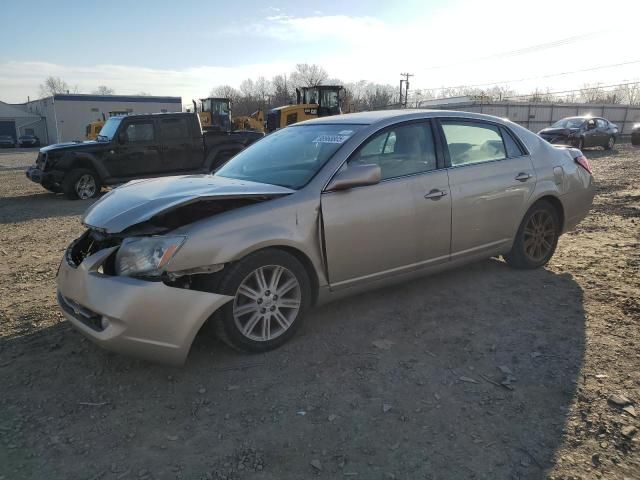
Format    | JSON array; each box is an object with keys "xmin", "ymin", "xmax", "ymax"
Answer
[{"xmin": 58, "ymin": 293, "xmax": 104, "ymax": 331}]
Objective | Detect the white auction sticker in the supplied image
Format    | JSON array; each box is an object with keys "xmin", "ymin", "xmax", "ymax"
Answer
[{"xmin": 313, "ymin": 135, "xmax": 349, "ymax": 144}]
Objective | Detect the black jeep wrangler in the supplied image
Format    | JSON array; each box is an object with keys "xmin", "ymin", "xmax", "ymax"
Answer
[{"xmin": 26, "ymin": 112, "xmax": 263, "ymax": 199}]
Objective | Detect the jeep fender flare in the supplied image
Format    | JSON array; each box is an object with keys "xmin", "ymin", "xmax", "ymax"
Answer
[{"xmin": 61, "ymin": 152, "xmax": 109, "ymax": 180}]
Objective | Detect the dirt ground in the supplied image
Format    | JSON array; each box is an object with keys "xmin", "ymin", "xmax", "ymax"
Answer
[{"xmin": 0, "ymin": 144, "xmax": 638, "ymax": 480}]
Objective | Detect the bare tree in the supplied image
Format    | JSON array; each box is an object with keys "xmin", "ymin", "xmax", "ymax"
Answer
[
  {"xmin": 290, "ymin": 63, "xmax": 328, "ymax": 87},
  {"xmin": 39, "ymin": 76, "xmax": 70, "ymax": 97},
  {"xmin": 210, "ymin": 85, "xmax": 240, "ymax": 102},
  {"xmin": 271, "ymin": 74, "xmax": 294, "ymax": 106},
  {"xmin": 614, "ymin": 83, "xmax": 640, "ymax": 105},
  {"xmin": 93, "ymin": 85, "xmax": 115, "ymax": 95}
]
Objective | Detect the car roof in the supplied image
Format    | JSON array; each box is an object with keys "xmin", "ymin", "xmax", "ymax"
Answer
[{"xmin": 298, "ymin": 109, "xmax": 515, "ymax": 127}]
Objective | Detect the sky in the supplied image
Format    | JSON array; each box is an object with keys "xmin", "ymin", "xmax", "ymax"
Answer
[{"xmin": 1, "ymin": 0, "xmax": 639, "ymax": 104}]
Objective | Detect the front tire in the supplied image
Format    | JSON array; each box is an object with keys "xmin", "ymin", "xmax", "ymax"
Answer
[
  {"xmin": 504, "ymin": 200, "xmax": 560, "ymax": 269},
  {"xmin": 62, "ymin": 168, "xmax": 101, "ymax": 200},
  {"xmin": 212, "ymin": 249, "xmax": 311, "ymax": 352},
  {"xmin": 605, "ymin": 136, "xmax": 615, "ymax": 150}
]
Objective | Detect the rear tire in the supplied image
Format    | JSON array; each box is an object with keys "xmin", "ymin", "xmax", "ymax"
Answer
[
  {"xmin": 504, "ymin": 200, "xmax": 560, "ymax": 269},
  {"xmin": 209, "ymin": 249, "xmax": 311, "ymax": 353},
  {"xmin": 62, "ymin": 168, "xmax": 101, "ymax": 200}
]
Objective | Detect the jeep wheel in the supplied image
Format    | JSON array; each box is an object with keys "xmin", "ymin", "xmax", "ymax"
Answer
[{"xmin": 62, "ymin": 169, "xmax": 101, "ymax": 200}]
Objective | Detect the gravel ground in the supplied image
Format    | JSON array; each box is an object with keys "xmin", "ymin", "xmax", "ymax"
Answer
[{"xmin": 0, "ymin": 145, "xmax": 638, "ymax": 480}]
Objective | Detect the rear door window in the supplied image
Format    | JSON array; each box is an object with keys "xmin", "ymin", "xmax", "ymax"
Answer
[
  {"xmin": 441, "ymin": 121, "xmax": 506, "ymax": 166},
  {"xmin": 158, "ymin": 117, "xmax": 189, "ymax": 140}
]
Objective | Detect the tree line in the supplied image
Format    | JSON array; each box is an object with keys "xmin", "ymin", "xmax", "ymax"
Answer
[{"xmin": 38, "ymin": 63, "xmax": 640, "ymax": 115}]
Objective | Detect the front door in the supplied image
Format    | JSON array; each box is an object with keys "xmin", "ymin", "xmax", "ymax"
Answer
[
  {"xmin": 438, "ymin": 119, "xmax": 537, "ymax": 259},
  {"xmin": 112, "ymin": 120, "xmax": 162, "ymax": 177},
  {"xmin": 321, "ymin": 121, "xmax": 451, "ymax": 289}
]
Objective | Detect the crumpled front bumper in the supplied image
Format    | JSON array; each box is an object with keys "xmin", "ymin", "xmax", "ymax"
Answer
[{"xmin": 56, "ymin": 247, "xmax": 233, "ymax": 366}]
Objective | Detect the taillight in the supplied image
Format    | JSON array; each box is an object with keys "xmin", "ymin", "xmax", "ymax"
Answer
[{"xmin": 575, "ymin": 155, "xmax": 592, "ymax": 174}]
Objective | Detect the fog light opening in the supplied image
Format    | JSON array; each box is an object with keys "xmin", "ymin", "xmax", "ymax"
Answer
[{"xmin": 100, "ymin": 317, "xmax": 110, "ymax": 330}]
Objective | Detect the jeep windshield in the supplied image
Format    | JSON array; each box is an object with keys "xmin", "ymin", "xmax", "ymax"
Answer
[
  {"xmin": 215, "ymin": 124, "xmax": 362, "ymax": 189},
  {"xmin": 96, "ymin": 117, "xmax": 123, "ymax": 141}
]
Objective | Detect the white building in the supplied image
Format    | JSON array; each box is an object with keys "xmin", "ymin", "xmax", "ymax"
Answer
[
  {"xmin": 11, "ymin": 94, "xmax": 182, "ymax": 144},
  {"xmin": 0, "ymin": 101, "xmax": 46, "ymax": 142}
]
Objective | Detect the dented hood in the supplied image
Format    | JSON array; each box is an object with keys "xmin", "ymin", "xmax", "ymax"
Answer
[{"xmin": 82, "ymin": 174, "xmax": 294, "ymax": 233}]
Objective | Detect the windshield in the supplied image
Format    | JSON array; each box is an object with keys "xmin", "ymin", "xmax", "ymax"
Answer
[
  {"xmin": 97, "ymin": 117, "xmax": 122, "ymax": 141},
  {"xmin": 202, "ymin": 99, "xmax": 230, "ymax": 114},
  {"xmin": 320, "ymin": 89, "xmax": 339, "ymax": 108},
  {"xmin": 216, "ymin": 124, "xmax": 362, "ymax": 189},
  {"xmin": 552, "ymin": 118, "xmax": 585, "ymax": 129}
]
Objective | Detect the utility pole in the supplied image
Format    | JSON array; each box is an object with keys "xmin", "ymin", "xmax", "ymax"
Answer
[{"xmin": 399, "ymin": 73, "xmax": 414, "ymax": 108}]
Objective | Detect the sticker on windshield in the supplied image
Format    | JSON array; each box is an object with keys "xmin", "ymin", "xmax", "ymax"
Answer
[
  {"xmin": 313, "ymin": 134, "xmax": 350, "ymax": 144},
  {"xmin": 338, "ymin": 129, "xmax": 354, "ymax": 135}
]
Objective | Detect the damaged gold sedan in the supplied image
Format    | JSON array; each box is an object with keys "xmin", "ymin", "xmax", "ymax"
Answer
[{"xmin": 57, "ymin": 110, "xmax": 595, "ymax": 365}]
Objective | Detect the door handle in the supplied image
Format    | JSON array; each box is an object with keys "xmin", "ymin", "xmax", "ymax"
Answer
[
  {"xmin": 515, "ymin": 173, "xmax": 531, "ymax": 182},
  {"xmin": 424, "ymin": 189, "xmax": 448, "ymax": 200}
]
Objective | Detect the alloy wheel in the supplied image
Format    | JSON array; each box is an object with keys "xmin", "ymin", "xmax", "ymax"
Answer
[
  {"xmin": 523, "ymin": 210, "xmax": 556, "ymax": 262},
  {"xmin": 607, "ymin": 137, "xmax": 615, "ymax": 149},
  {"xmin": 232, "ymin": 265, "xmax": 301, "ymax": 342},
  {"xmin": 75, "ymin": 174, "xmax": 96, "ymax": 199}
]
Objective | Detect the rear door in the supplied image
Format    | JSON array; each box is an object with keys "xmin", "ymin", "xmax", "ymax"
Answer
[
  {"xmin": 158, "ymin": 116, "xmax": 202, "ymax": 172},
  {"xmin": 321, "ymin": 121, "xmax": 451, "ymax": 289},
  {"xmin": 438, "ymin": 119, "xmax": 536, "ymax": 260}
]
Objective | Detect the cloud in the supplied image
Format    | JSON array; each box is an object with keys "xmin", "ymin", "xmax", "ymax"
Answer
[{"xmin": 0, "ymin": 60, "xmax": 294, "ymax": 104}]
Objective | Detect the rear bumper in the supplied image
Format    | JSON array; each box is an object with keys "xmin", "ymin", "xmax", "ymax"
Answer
[{"xmin": 56, "ymin": 247, "xmax": 233, "ymax": 366}]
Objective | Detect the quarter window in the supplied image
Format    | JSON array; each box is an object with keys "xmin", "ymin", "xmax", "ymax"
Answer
[
  {"xmin": 348, "ymin": 123, "xmax": 437, "ymax": 180},
  {"xmin": 125, "ymin": 122, "xmax": 154, "ymax": 142},
  {"xmin": 441, "ymin": 121, "xmax": 506, "ymax": 166},
  {"xmin": 501, "ymin": 127, "xmax": 525, "ymax": 157}
]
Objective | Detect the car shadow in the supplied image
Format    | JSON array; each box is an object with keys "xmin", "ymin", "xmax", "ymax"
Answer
[
  {"xmin": 1, "ymin": 258, "xmax": 585, "ymax": 478},
  {"xmin": 0, "ymin": 191, "xmax": 98, "ymax": 224}
]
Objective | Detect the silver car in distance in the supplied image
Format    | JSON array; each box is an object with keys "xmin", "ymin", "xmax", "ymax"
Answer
[{"xmin": 57, "ymin": 110, "xmax": 595, "ymax": 365}]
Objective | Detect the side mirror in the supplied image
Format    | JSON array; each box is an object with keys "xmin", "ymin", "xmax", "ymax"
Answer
[
  {"xmin": 325, "ymin": 164, "xmax": 381, "ymax": 192},
  {"xmin": 117, "ymin": 131, "xmax": 127, "ymax": 144}
]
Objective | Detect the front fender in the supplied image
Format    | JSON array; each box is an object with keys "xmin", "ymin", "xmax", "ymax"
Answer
[{"xmin": 57, "ymin": 152, "xmax": 109, "ymax": 180}]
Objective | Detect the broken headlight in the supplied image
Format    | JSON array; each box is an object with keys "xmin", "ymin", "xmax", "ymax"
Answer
[{"xmin": 115, "ymin": 236, "xmax": 186, "ymax": 278}]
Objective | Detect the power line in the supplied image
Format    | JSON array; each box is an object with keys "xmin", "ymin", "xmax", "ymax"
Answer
[
  {"xmin": 419, "ymin": 59, "xmax": 640, "ymax": 92},
  {"xmin": 422, "ymin": 30, "xmax": 607, "ymax": 71},
  {"xmin": 503, "ymin": 81, "xmax": 640, "ymax": 100}
]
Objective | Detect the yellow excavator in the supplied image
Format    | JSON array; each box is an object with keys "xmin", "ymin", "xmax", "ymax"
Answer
[
  {"xmin": 193, "ymin": 98, "xmax": 233, "ymax": 132},
  {"xmin": 233, "ymin": 110, "xmax": 265, "ymax": 132},
  {"xmin": 265, "ymin": 85, "xmax": 344, "ymax": 133}
]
